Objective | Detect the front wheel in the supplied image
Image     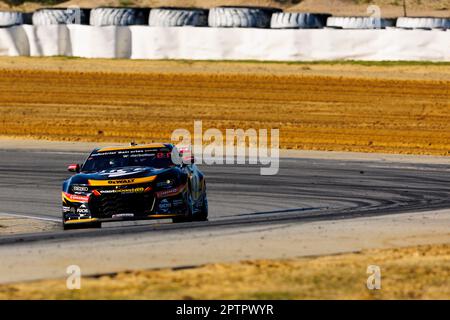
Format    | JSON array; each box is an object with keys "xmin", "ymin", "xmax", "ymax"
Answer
[
  {"xmin": 172, "ymin": 189, "xmax": 194, "ymax": 223},
  {"xmin": 193, "ymin": 195, "xmax": 208, "ymax": 222}
]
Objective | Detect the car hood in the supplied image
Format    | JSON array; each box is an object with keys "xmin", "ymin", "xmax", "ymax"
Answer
[{"xmin": 69, "ymin": 166, "xmax": 176, "ymax": 186}]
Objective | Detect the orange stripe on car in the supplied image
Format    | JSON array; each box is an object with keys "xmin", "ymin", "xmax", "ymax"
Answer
[
  {"xmin": 65, "ymin": 218, "xmax": 99, "ymax": 224},
  {"xmin": 88, "ymin": 176, "xmax": 157, "ymax": 187}
]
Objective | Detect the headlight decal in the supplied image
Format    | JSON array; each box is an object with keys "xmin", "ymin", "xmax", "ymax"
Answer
[
  {"xmin": 62, "ymin": 192, "xmax": 90, "ymax": 203},
  {"xmin": 155, "ymin": 183, "xmax": 187, "ymax": 198}
]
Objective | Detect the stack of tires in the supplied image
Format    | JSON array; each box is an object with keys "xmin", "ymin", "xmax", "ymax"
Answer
[
  {"xmin": 208, "ymin": 7, "xmax": 281, "ymax": 28},
  {"xmin": 149, "ymin": 8, "xmax": 209, "ymax": 27},
  {"xmin": 32, "ymin": 8, "xmax": 90, "ymax": 25},
  {"xmin": 271, "ymin": 12, "xmax": 330, "ymax": 29},
  {"xmin": 326, "ymin": 16, "xmax": 396, "ymax": 29},
  {"xmin": 90, "ymin": 7, "xmax": 150, "ymax": 26},
  {"xmin": 396, "ymin": 17, "xmax": 450, "ymax": 30},
  {"xmin": 9, "ymin": 6, "xmax": 450, "ymax": 31},
  {"xmin": 0, "ymin": 11, "xmax": 24, "ymax": 27}
]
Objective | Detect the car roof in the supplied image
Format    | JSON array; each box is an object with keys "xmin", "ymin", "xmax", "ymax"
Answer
[{"xmin": 94, "ymin": 143, "xmax": 171, "ymax": 153}]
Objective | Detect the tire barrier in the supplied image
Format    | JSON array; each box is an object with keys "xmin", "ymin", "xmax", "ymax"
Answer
[
  {"xmin": 3, "ymin": 8, "xmax": 450, "ymax": 31},
  {"xmin": 0, "ymin": 11, "xmax": 23, "ymax": 27},
  {"xmin": 149, "ymin": 8, "xmax": 208, "ymax": 27},
  {"xmin": 0, "ymin": 25, "xmax": 448, "ymax": 61},
  {"xmin": 396, "ymin": 17, "xmax": 450, "ymax": 29},
  {"xmin": 32, "ymin": 8, "xmax": 89, "ymax": 25},
  {"xmin": 208, "ymin": 7, "xmax": 281, "ymax": 28},
  {"xmin": 90, "ymin": 7, "xmax": 149, "ymax": 26},
  {"xmin": 327, "ymin": 16, "xmax": 396, "ymax": 29},
  {"xmin": 271, "ymin": 12, "xmax": 330, "ymax": 29}
]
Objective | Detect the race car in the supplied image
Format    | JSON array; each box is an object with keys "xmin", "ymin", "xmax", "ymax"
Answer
[{"xmin": 62, "ymin": 143, "xmax": 208, "ymax": 230}]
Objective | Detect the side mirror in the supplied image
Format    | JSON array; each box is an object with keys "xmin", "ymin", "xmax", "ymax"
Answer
[
  {"xmin": 180, "ymin": 152, "xmax": 195, "ymax": 166},
  {"xmin": 68, "ymin": 164, "xmax": 80, "ymax": 173},
  {"xmin": 173, "ymin": 147, "xmax": 195, "ymax": 166}
]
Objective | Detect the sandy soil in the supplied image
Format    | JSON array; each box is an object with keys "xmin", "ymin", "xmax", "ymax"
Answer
[
  {"xmin": 1, "ymin": 243, "xmax": 448, "ymax": 299},
  {"xmin": 0, "ymin": 58, "xmax": 449, "ymax": 81},
  {"xmin": 0, "ymin": 0, "xmax": 449, "ymax": 18},
  {"xmin": 0, "ymin": 215, "xmax": 59, "ymax": 235},
  {"xmin": 0, "ymin": 59, "xmax": 448, "ymax": 156}
]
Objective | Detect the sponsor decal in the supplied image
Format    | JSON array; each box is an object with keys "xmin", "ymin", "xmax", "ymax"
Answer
[
  {"xmin": 77, "ymin": 204, "xmax": 89, "ymax": 215},
  {"xmin": 109, "ymin": 179, "xmax": 134, "ymax": 185},
  {"xmin": 155, "ymin": 184, "xmax": 186, "ymax": 198},
  {"xmin": 172, "ymin": 199, "xmax": 184, "ymax": 207},
  {"xmin": 62, "ymin": 192, "xmax": 89, "ymax": 203},
  {"xmin": 112, "ymin": 213, "xmax": 135, "ymax": 218},
  {"xmin": 97, "ymin": 168, "xmax": 147, "ymax": 178},
  {"xmin": 158, "ymin": 199, "xmax": 171, "ymax": 213},
  {"xmin": 100, "ymin": 187, "xmax": 145, "ymax": 194},
  {"xmin": 88, "ymin": 176, "xmax": 157, "ymax": 187},
  {"xmin": 97, "ymin": 144, "xmax": 166, "ymax": 153},
  {"xmin": 63, "ymin": 206, "xmax": 71, "ymax": 213},
  {"xmin": 72, "ymin": 185, "xmax": 88, "ymax": 192}
]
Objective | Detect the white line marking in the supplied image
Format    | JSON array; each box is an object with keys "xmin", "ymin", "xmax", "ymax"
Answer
[{"xmin": 0, "ymin": 212, "xmax": 60, "ymax": 223}]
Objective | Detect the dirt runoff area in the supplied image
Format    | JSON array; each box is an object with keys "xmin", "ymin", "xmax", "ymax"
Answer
[
  {"xmin": 0, "ymin": 58, "xmax": 449, "ymax": 156},
  {"xmin": 0, "ymin": 243, "xmax": 448, "ymax": 300},
  {"xmin": 0, "ymin": 215, "xmax": 59, "ymax": 235}
]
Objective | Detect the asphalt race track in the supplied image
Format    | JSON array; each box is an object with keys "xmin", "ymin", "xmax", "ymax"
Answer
[{"xmin": 1, "ymin": 148, "xmax": 450, "ymax": 242}]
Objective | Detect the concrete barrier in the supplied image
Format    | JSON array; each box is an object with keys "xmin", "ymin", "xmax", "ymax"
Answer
[{"xmin": 0, "ymin": 25, "xmax": 448, "ymax": 61}]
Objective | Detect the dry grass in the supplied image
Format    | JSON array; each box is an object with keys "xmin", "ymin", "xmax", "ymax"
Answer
[
  {"xmin": 1, "ymin": 243, "xmax": 448, "ymax": 300},
  {"xmin": 0, "ymin": 59, "xmax": 449, "ymax": 156}
]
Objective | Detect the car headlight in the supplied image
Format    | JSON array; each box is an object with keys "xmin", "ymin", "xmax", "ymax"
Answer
[
  {"xmin": 71, "ymin": 185, "xmax": 89, "ymax": 193},
  {"xmin": 156, "ymin": 179, "xmax": 176, "ymax": 189}
]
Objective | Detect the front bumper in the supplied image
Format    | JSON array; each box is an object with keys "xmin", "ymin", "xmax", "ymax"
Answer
[{"xmin": 62, "ymin": 184, "xmax": 188, "ymax": 223}]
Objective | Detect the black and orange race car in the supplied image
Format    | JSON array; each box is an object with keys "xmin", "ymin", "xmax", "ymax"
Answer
[{"xmin": 62, "ymin": 143, "xmax": 208, "ymax": 230}]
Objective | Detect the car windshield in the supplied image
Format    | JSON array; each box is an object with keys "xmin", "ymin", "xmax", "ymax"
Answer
[{"xmin": 82, "ymin": 148, "xmax": 174, "ymax": 172}]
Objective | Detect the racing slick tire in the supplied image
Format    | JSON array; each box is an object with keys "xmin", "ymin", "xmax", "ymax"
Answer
[
  {"xmin": 396, "ymin": 17, "xmax": 450, "ymax": 29},
  {"xmin": 326, "ymin": 16, "xmax": 396, "ymax": 29},
  {"xmin": 270, "ymin": 12, "xmax": 329, "ymax": 29},
  {"xmin": 0, "ymin": 11, "xmax": 24, "ymax": 27},
  {"xmin": 32, "ymin": 8, "xmax": 89, "ymax": 25},
  {"xmin": 208, "ymin": 7, "xmax": 280, "ymax": 28},
  {"xmin": 90, "ymin": 7, "xmax": 149, "ymax": 26},
  {"xmin": 149, "ymin": 8, "xmax": 208, "ymax": 27},
  {"xmin": 194, "ymin": 194, "xmax": 209, "ymax": 222}
]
